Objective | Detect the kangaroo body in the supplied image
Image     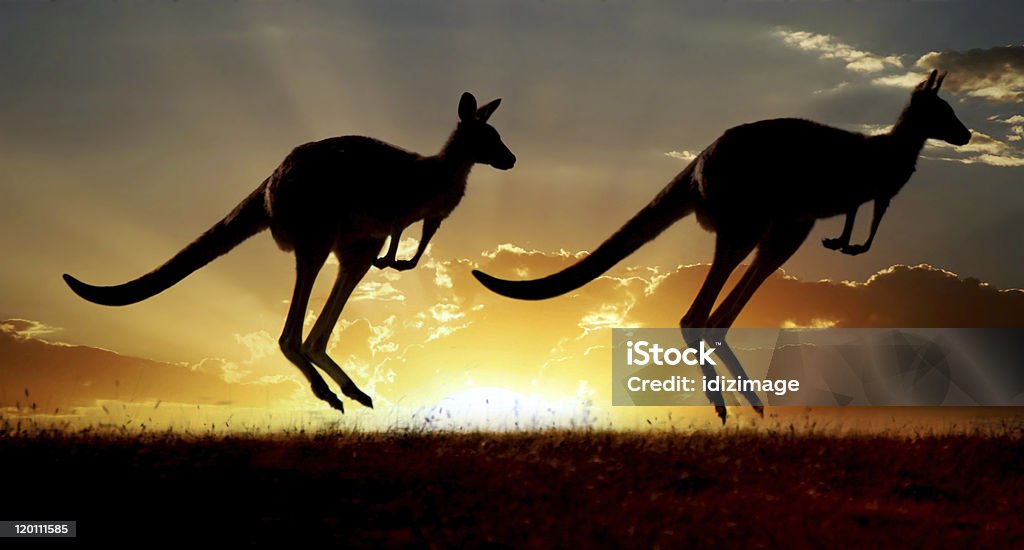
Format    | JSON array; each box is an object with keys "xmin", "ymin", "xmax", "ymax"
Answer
[
  {"xmin": 691, "ymin": 119, "xmax": 918, "ymax": 228},
  {"xmin": 266, "ymin": 136, "xmax": 471, "ymax": 251},
  {"xmin": 65, "ymin": 92, "xmax": 515, "ymax": 412},
  {"xmin": 473, "ymin": 71, "xmax": 971, "ymax": 423}
]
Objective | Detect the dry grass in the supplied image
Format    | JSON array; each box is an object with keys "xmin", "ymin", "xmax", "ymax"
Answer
[{"xmin": 1, "ymin": 419, "xmax": 1022, "ymax": 547}]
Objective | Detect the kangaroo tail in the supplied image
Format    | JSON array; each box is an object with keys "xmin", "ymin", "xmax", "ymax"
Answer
[
  {"xmin": 63, "ymin": 180, "xmax": 271, "ymax": 306},
  {"xmin": 472, "ymin": 168, "xmax": 698, "ymax": 300}
]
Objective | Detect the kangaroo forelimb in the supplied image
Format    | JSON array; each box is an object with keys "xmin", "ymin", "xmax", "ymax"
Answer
[
  {"xmin": 839, "ymin": 198, "xmax": 890, "ymax": 256},
  {"xmin": 374, "ymin": 218, "xmax": 441, "ymax": 271},
  {"xmin": 822, "ymin": 207, "xmax": 858, "ymax": 251}
]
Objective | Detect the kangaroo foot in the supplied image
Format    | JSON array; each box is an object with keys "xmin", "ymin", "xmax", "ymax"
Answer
[
  {"xmin": 753, "ymin": 405, "xmax": 764, "ymax": 418},
  {"xmin": 715, "ymin": 405, "xmax": 727, "ymax": 424},
  {"xmin": 342, "ymin": 384, "xmax": 374, "ymax": 409},
  {"xmin": 312, "ymin": 382, "xmax": 345, "ymax": 413}
]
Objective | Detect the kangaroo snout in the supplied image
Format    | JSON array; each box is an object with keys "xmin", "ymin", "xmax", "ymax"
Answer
[
  {"xmin": 493, "ymin": 153, "xmax": 516, "ymax": 170},
  {"xmin": 951, "ymin": 127, "xmax": 972, "ymax": 146}
]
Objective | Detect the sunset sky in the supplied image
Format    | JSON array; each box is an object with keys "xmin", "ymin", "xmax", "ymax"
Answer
[{"xmin": 2, "ymin": 2, "xmax": 1023, "ymax": 430}]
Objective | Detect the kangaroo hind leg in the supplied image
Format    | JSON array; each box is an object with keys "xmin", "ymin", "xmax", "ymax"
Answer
[
  {"xmin": 301, "ymin": 239, "xmax": 384, "ymax": 409},
  {"xmin": 679, "ymin": 228, "xmax": 760, "ymax": 424},
  {"xmin": 279, "ymin": 248, "xmax": 345, "ymax": 412},
  {"xmin": 705, "ymin": 221, "xmax": 814, "ymax": 416}
]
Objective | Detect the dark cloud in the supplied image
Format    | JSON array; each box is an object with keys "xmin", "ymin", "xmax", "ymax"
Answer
[
  {"xmin": 474, "ymin": 248, "xmax": 1024, "ymax": 329},
  {"xmin": 917, "ymin": 46, "xmax": 1024, "ymax": 103}
]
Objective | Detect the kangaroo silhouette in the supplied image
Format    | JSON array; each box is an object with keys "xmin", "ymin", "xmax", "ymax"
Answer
[
  {"xmin": 64, "ymin": 92, "xmax": 516, "ymax": 413},
  {"xmin": 473, "ymin": 71, "xmax": 970, "ymax": 423}
]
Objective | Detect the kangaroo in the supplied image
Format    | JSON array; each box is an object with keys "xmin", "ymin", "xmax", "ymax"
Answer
[
  {"xmin": 473, "ymin": 71, "xmax": 970, "ymax": 423},
  {"xmin": 64, "ymin": 92, "xmax": 516, "ymax": 413}
]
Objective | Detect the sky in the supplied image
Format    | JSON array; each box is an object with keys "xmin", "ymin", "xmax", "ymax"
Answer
[{"xmin": 1, "ymin": 1, "xmax": 1023, "ymax": 431}]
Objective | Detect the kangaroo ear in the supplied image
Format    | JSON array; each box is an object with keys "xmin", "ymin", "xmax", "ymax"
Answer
[
  {"xmin": 476, "ymin": 98, "xmax": 501, "ymax": 123},
  {"xmin": 459, "ymin": 92, "xmax": 478, "ymax": 122},
  {"xmin": 917, "ymin": 69, "xmax": 937, "ymax": 93},
  {"xmin": 934, "ymin": 71, "xmax": 947, "ymax": 93}
]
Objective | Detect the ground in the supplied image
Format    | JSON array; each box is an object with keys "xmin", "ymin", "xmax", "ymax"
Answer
[{"xmin": 1, "ymin": 425, "xmax": 1022, "ymax": 547}]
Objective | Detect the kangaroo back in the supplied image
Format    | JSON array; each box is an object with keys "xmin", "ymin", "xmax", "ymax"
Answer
[
  {"xmin": 63, "ymin": 180, "xmax": 271, "ymax": 306},
  {"xmin": 472, "ymin": 168, "xmax": 697, "ymax": 300}
]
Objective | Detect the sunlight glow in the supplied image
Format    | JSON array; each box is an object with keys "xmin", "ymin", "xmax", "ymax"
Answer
[{"xmin": 418, "ymin": 387, "xmax": 594, "ymax": 431}]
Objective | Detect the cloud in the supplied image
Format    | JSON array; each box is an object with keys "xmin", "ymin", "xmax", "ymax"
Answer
[
  {"xmin": 664, "ymin": 150, "xmax": 698, "ymax": 162},
  {"xmin": 192, "ymin": 356, "xmax": 253, "ymax": 384},
  {"xmin": 0, "ymin": 328, "xmax": 300, "ymax": 413},
  {"xmin": 991, "ymin": 114, "xmax": 1024, "ymax": 124},
  {"xmin": 857, "ymin": 123, "xmax": 893, "ymax": 136},
  {"xmin": 812, "ymin": 81, "xmax": 850, "ymax": 95},
  {"xmin": 424, "ymin": 257, "xmax": 454, "ymax": 288},
  {"xmin": 424, "ymin": 303, "xmax": 470, "ymax": 342},
  {"xmin": 852, "ymin": 124, "xmax": 1024, "ymax": 168},
  {"xmin": 924, "ymin": 130, "xmax": 1024, "ymax": 167},
  {"xmin": 777, "ymin": 30, "xmax": 1022, "ymax": 105},
  {"xmin": 781, "ymin": 318, "xmax": 837, "ymax": 329},
  {"xmin": 477, "ymin": 244, "xmax": 587, "ymax": 278},
  {"xmin": 0, "ymin": 319, "xmax": 61, "ymax": 340},
  {"xmin": 428, "ymin": 303, "xmax": 465, "ymax": 323},
  {"xmin": 915, "ymin": 46, "xmax": 1024, "ymax": 103},
  {"xmin": 351, "ymin": 281, "xmax": 406, "ymax": 302},
  {"xmin": 628, "ymin": 262, "xmax": 1024, "ymax": 329},
  {"xmin": 234, "ymin": 330, "xmax": 277, "ymax": 362},
  {"xmin": 6, "ymin": 244, "xmax": 1024, "ymax": 428},
  {"xmin": 857, "ymin": 118, "xmax": 1024, "ymax": 169},
  {"xmin": 869, "ymin": 47, "xmax": 1024, "ymax": 104},
  {"xmin": 871, "ymin": 72, "xmax": 929, "ymax": 89},
  {"xmin": 361, "ymin": 315, "xmax": 399, "ymax": 356},
  {"xmin": 578, "ymin": 303, "xmax": 629, "ymax": 336},
  {"xmin": 774, "ymin": 29, "xmax": 903, "ymax": 73},
  {"xmin": 769, "ymin": 29, "xmax": 1023, "ymax": 167},
  {"xmin": 395, "ymin": 237, "xmax": 423, "ymax": 258},
  {"xmin": 989, "ymin": 114, "xmax": 1024, "ymax": 142},
  {"xmin": 477, "ymin": 247, "xmax": 1024, "ymax": 329}
]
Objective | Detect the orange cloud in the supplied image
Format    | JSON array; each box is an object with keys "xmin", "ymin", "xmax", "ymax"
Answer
[{"xmin": 0, "ymin": 324, "xmax": 301, "ymax": 414}]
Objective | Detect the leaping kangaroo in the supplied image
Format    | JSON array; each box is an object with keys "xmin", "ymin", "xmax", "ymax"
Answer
[
  {"xmin": 65, "ymin": 92, "xmax": 516, "ymax": 412},
  {"xmin": 473, "ymin": 71, "xmax": 970, "ymax": 423}
]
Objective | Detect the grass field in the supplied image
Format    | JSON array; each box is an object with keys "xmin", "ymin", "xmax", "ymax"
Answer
[{"xmin": 2, "ymin": 423, "xmax": 1022, "ymax": 547}]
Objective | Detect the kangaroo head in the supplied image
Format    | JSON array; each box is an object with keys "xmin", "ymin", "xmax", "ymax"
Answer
[
  {"xmin": 453, "ymin": 92, "xmax": 517, "ymax": 170},
  {"xmin": 903, "ymin": 70, "xmax": 971, "ymax": 146}
]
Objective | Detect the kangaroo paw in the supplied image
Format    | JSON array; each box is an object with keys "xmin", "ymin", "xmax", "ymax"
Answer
[
  {"xmin": 343, "ymin": 385, "xmax": 374, "ymax": 409},
  {"xmin": 325, "ymin": 395, "xmax": 345, "ymax": 413},
  {"xmin": 313, "ymin": 384, "xmax": 345, "ymax": 413},
  {"xmin": 821, "ymin": 237, "xmax": 846, "ymax": 251}
]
